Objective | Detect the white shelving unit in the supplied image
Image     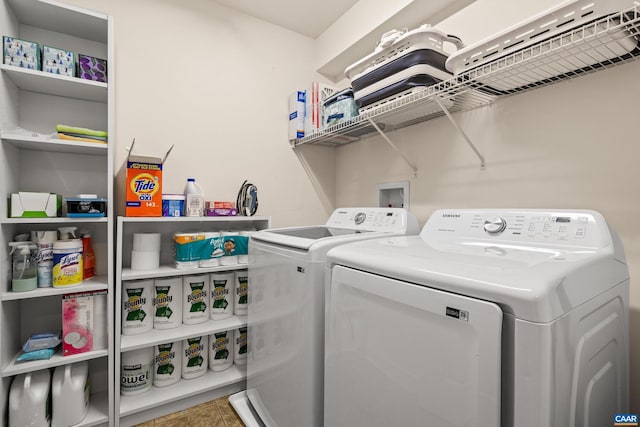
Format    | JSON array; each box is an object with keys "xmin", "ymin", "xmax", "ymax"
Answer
[
  {"xmin": 293, "ymin": 5, "xmax": 640, "ymax": 170},
  {"xmin": 115, "ymin": 215, "xmax": 270, "ymax": 427},
  {"xmin": 0, "ymin": 0, "xmax": 114, "ymax": 426}
]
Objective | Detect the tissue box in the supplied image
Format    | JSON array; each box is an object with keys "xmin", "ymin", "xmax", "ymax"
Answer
[
  {"xmin": 3, "ymin": 36, "xmax": 40, "ymax": 70},
  {"xmin": 42, "ymin": 45, "xmax": 75, "ymax": 77},
  {"xmin": 77, "ymin": 54, "xmax": 107, "ymax": 82},
  {"xmin": 10, "ymin": 192, "xmax": 61, "ymax": 218}
]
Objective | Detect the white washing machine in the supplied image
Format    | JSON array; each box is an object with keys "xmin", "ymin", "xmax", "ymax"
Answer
[
  {"xmin": 324, "ymin": 209, "xmax": 629, "ymax": 427},
  {"xmin": 229, "ymin": 207, "xmax": 419, "ymax": 427}
]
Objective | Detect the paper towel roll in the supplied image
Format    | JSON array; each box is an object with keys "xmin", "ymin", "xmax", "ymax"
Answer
[
  {"xmin": 183, "ymin": 275, "xmax": 209, "ymax": 325},
  {"xmin": 153, "ymin": 277, "xmax": 183, "ymax": 330},
  {"xmin": 209, "ymin": 330, "xmax": 234, "ymax": 372},
  {"xmin": 154, "ymin": 341, "xmax": 182, "ymax": 387},
  {"xmin": 234, "ymin": 327, "xmax": 247, "ymax": 366},
  {"xmin": 132, "ymin": 233, "xmax": 161, "ymax": 252},
  {"xmin": 122, "ymin": 279, "xmax": 153, "ymax": 335},
  {"xmin": 210, "ymin": 272, "xmax": 235, "ymax": 320},
  {"xmin": 220, "ymin": 231, "xmax": 238, "ymax": 266},
  {"xmin": 131, "ymin": 250, "xmax": 160, "ymax": 271},
  {"xmin": 121, "ymin": 347, "xmax": 153, "ymax": 396},
  {"xmin": 234, "ymin": 270, "xmax": 248, "ymax": 316},
  {"xmin": 92, "ymin": 291, "xmax": 108, "ymax": 350},
  {"xmin": 182, "ymin": 336, "xmax": 208, "ymax": 380}
]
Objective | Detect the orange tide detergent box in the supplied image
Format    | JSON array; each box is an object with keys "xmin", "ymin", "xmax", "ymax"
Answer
[{"xmin": 125, "ymin": 139, "xmax": 174, "ymax": 216}]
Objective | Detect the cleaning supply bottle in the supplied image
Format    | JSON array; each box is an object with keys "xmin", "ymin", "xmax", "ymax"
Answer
[
  {"xmin": 9, "ymin": 241, "xmax": 38, "ymax": 292},
  {"xmin": 58, "ymin": 227, "xmax": 78, "ymax": 240},
  {"xmin": 82, "ymin": 234, "xmax": 95, "ymax": 280},
  {"xmin": 31, "ymin": 231, "xmax": 57, "ymax": 288},
  {"xmin": 184, "ymin": 178, "xmax": 204, "ymax": 217}
]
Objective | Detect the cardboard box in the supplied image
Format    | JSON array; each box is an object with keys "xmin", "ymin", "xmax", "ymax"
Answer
[
  {"xmin": 62, "ymin": 290, "xmax": 107, "ymax": 355},
  {"xmin": 205, "ymin": 201, "xmax": 237, "ymax": 216},
  {"xmin": 10, "ymin": 192, "xmax": 61, "ymax": 218},
  {"xmin": 77, "ymin": 53, "xmax": 107, "ymax": 82},
  {"xmin": 288, "ymin": 90, "xmax": 305, "ymax": 140},
  {"xmin": 125, "ymin": 139, "xmax": 173, "ymax": 217},
  {"xmin": 42, "ymin": 45, "xmax": 75, "ymax": 77},
  {"xmin": 3, "ymin": 36, "xmax": 40, "ymax": 70}
]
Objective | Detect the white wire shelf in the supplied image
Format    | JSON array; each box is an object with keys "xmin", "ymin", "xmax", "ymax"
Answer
[{"xmin": 293, "ymin": 5, "xmax": 640, "ymax": 148}]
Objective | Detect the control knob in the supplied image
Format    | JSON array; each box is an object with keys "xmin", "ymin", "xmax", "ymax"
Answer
[
  {"xmin": 484, "ymin": 217, "xmax": 506, "ymax": 234},
  {"xmin": 354, "ymin": 212, "xmax": 366, "ymax": 225}
]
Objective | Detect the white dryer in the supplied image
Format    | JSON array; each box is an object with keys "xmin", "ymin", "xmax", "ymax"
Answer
[
  {"xmin": 325, "ymin": 209, "xmax": 629, "ymax": 427},
  {"xmin": 229, "ymin": 207, "xmax": 419, "ymax": 427}
]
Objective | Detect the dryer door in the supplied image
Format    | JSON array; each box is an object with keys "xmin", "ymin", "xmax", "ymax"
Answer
[{"xmin": 325, "ymin": 266, "xmax": 503, "ymax": 427}]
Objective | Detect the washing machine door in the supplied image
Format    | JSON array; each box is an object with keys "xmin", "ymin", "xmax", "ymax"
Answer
[{"xmin": 325, "ymin": 266, "xmax": 503, "ymax": 427}]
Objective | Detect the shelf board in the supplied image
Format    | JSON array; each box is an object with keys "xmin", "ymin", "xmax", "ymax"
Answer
[
  {"xmin": 78, "ymin": 391, "xmax": 110, "ymax": 427},
  {"xmin": 119, "ymin": 365, "xmax": 246, "ymax": 417},
  {"xmin": 1, "ymin": 216, "xmax": 108, "ymax": 225},
  {"xmin": 2, "ymin": 132, "xmax": 108, "ymax": 155},
  {"xmin": 294, "ymin": 5, "xmax": 640, "ymax": 147},
  {"xmin": 121, "ymin": 264, "xmax": 247, "ymax": 281},
  {"xmin": 1, "ymin": 277, "xmax": 108, "ymax": 301},
  {"xmin": 119, "ymin": 215, "xmax": 270, "ymax": 224},
  {"xmin": 1, "ymin": 64, "xmax": 107, "ymax": 102},
  {"xmin": 7, "ymin": 0, "xmax": 108, "ymax": 43},
  {"xmin": 121, "ymin": 315, "xmax": 246, "ymax": 352},
  {"xmin": 2, "ymin": 348, "xmax": 108, "ymax": 377}
]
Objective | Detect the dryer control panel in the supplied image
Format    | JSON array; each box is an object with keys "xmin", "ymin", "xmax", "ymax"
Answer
[{"xmin": 422, "ymin": 209, "xmax": 611, "ymax": 248}]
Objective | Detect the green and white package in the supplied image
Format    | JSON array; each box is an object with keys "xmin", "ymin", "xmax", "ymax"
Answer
[
  {"xmin": 122, "ymin": 279, "xmax": 153, "ymax": 335},
  {"xmin": 182, "ymin": 274, "xmax": 209, "ymax": 325},
  {"xmin": 182, "ymin": 336, "xmax": 208, "ymax": 379},
  {"xmin": 154, "ymin": 341, "xmax": 181, "ymax": 387},
  {"xmin": 153, "ymin": 277, "xmax": 182, "ymax": 330},
  {"xmin": 234, "ymin": 270, "xmax": 248, "ymax": 316},
  {"xmin": 209, "ymin": 272, "xmax": 235, "ymax": 320},
  {"xmin": 234, "ymin": 327, "xmax": 248, "ymax": 366},
  {"xmin": 209, "ymin": 331, "xmax": 234, "ymax": 372}
]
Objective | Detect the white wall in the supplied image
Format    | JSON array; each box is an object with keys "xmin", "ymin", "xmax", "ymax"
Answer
[{"xmin": 63, "ymin": 0, "xmax": 335, "ymax": 227}]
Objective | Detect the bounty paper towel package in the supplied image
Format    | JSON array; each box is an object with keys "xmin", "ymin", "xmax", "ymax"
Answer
[
  {"xmin": 154, "ymin": 341, "xmax": 182, "ymax": 387},
  {"xmin": 182, "ymin": 336, "xmax": 208, "ymax": 380},
  {"xmin": 122, "ymin": 279, "xmax": 153, "ymax": 335},
  {"xmin": 153, "ymin": 277, "xmax": 182, "ymax": 329}
]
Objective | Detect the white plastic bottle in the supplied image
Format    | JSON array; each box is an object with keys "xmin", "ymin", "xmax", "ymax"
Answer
[
  {"xmin": 52, "ymin": 361, "xmax": 89, "ymax": 427},
  {"xmin": 9, "ymin": 369, "xmax": 51, "ymax": 427},
  {"xmin": 184, "ymin": 178, "xmax": 204, "ymax": 217}
]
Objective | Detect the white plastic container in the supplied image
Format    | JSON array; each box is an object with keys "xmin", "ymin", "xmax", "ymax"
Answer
[
  {"xmin": 153, "ymin": 277, "xmax": 183, "ymax": 329},
  {"xmin": 52, "ymin": 239, "xmax": 83, "ymax": 288},
  {"xmin": 52, "ymin": 361, "xmax": 89, "ymax": 427},
  {"xmin": 209, "ymin": 330, "xmax": 234, "ymax": 372},
  {"xmin": 122, "ymin": 279, "xmax": 153, "ymax": 335},
  {"xmin": 154, "ymin": 341, "xmax": 182, "ymax": 387},
  {"xmin": 183, "ymin": 274, "xmax": 209, "ymax": 325},
  {"xmin": 234, "ymin": 270, "xmax": 248, "ymax": 316},
  {"xmin": 121, "ymin": 347, "xmax": 153, "ymax": 396},
  {"xmin": 184, "ymin": 178, "xmax": 204, "ymax": 217},
  {"xmin": 234, "ymin": 327, "xmax": 248, "ymax": 366},
  {"xmin": 182, "ymin": 336, "xmax": 208, "ymax": 379},
  {"xmin": 210, "ymin": 272, "xmax": 235, "ymax": 320},
  {"xmin": 9, "ymin": 369, "xmax": 51, "ymax": 427}
]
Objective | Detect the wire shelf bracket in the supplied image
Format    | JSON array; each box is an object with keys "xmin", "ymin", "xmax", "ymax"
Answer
[{"xmin": 367, "ymin": 118, "xmax": 418, "ymax": 176}]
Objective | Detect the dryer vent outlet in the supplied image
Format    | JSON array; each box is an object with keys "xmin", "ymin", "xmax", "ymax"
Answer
[{"xmin": 377, "ymin": 181, "xmax": 409, "ymax": 210}]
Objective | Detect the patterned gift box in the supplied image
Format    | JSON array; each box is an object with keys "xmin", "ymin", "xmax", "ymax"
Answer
[
  {"xmin": 77, "ymin": 53, "xmax": 107, "ymax": 82},
  {"xmin": 43, "ymin": 45, "xmax": 75, "ymax": 77},
  {"xmin": 3, "ymin": 36, "xmax": 40, "ymax": 70}
]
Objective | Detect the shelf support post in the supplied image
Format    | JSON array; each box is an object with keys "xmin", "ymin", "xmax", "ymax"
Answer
[
  {"xmin": 434, "ymin": 97, "xmax": 486, "ymax": 169},
  {"xmin": 367, "ymin": 118, "xmax": 418, "ymax": 175}
]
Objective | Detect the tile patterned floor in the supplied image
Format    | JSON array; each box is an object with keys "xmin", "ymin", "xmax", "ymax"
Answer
[{"xmin": 134, "ymin": 396, "xmax": 245, "ymax": 427}]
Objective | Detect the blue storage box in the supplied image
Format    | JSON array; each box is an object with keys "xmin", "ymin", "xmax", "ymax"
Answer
[
  {"xmin": 322, "ymin": 88, "xmax": 358, "ymax": 128},
  {"xmin": 3, "ymin": 36, "xmax": 40, "ymax": 70}
]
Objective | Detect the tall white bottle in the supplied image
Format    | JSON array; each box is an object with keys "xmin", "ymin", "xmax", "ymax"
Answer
[
  {"xmin": 52, "ymin": 361, "xmax": 89, "ymax": 427},
  {"xmin": 9, "ymin": 369, "xmax": 51, "ymax": 427},
  {"xmin": 184, "ymin": 178, "xmax": 204, "ymax": 217}
]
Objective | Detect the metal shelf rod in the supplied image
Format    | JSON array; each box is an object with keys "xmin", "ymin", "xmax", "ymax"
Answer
[
  {"xmin": 434, "ymin": 97, "xmax": 486, "ymax": 169},
  {"xmin": 367, "ymin": 118, "xmax": 418, "ymax": 175}
]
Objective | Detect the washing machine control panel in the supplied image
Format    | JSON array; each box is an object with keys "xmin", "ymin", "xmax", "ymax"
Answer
[
  {"xmin": 327, "ymin": 208, "xmax": 410, "ymax": 232},
  {"xmin": 423, "ymin": 210, "xmax": 609, "ymax": 247}
]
